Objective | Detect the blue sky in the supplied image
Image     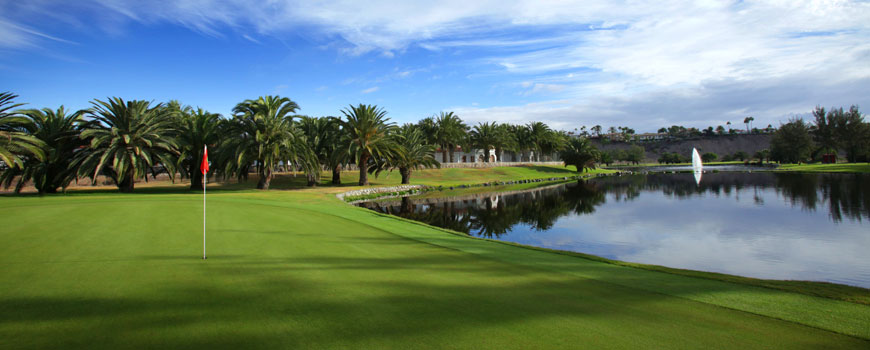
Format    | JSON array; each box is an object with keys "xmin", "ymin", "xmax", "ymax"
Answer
[{"xmin": 1, "ymin": 0, "xmax": 869, "ymax": 132}]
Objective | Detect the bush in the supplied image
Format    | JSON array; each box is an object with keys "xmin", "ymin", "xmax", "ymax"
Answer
[
  {"xmin": 701, "ymin": 152, "xmax": 718, "ymax": 163},
  {"xmin": 657, "ymin": 152, "xmax": 687, "ymax": 164}
]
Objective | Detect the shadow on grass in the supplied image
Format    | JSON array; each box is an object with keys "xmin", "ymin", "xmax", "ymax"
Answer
[
  {"xmin": 1, "ymin": 252, "xmax": 865, "ymax": 349},
  {"xmin": 524, "ymin": 165, "xmax": 575, "ymax": 174},
  {"xmin": 0, "ymin": 173, "xmax": 359, "ymax": 197}
]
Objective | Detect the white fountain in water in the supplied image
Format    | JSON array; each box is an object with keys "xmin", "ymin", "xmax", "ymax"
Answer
[{"xmin": 692, "ymin": 147, "xmax": 703, "ymax": 185}]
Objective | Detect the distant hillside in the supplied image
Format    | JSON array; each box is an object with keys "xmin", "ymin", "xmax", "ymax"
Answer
[{"xmin": 592, "ymin": 134, "xmax": 772, "ymax": 162}]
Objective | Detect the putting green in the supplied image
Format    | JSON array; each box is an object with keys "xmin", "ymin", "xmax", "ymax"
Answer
[{"xmin": 1, "ymin": 168, "xmax": 868, "ymax": 349}]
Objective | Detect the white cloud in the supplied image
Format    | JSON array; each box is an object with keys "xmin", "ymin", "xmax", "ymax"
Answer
[
  {"xmin": 4, "ymin": 0, "xmax": 869, "ymax": 127},
  {"xmin": 361, "ymin": 86, "xmax": 379, "ymax": 94},
  {"xmin": 453, "ymin": 74, "xmax": 870, "ymax": 132}
]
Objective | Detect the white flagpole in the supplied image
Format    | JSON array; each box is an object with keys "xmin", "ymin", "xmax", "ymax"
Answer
[{"xmin": 203, "ymin": 145, "xmax": 207, "ymax": 260}]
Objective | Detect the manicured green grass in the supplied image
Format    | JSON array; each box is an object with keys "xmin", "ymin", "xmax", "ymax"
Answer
[
  {"xmin": 776, "ymin": 163, "xmax": 870, "ymax": 173},
  {"xmin": 1, "ymin": 166, "xmax": 868, "ymax": 349}
]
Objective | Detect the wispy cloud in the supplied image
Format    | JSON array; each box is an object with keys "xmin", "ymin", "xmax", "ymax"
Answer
[
  {"xmin": 273, "ymin": 84, "xmax": 289, "ymax": 94},
  {"xmin": 361, "ymin": 86, "xmax": 379, "ymax": 94},
  {"xmin": 0, "ymin": 17, "xmax": 77, "ymax": 48},
  {"xmin": 242, "ymin": 34, "xmax": 261, "ymax": 44},
  {"xmin": 3, "ymin": 0, "xmax": 869, "ymax": 128}
]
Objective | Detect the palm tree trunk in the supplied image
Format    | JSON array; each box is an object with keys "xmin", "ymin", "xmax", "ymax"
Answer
[
  {"xmin": 400, "ymin": 196, "xmax": 412, "ymax": 213},
  {"xmin": 118, "ymin": 170, "xmax": 135, "ymax": 193},
  {"xmin": 358, "ymin": 153, "xmax": 370, "ymax": 186},
  {"xmin": 190, "ymin": 162, "xmax": 203, "ymax": 190},
  {"xmin": 449, "ymin": 145, "xmax": 455, "ymax": 163},
  {"xmin": 332, "ymin": 164, "xmax": 342, "ymax": 185},
  {"xmin": 400, "ymin": 167, "xmax": 411, "ymax": 184},
  {"xmin": 307, "ymin": 173, "xmax": 317, "ymax": 187},
  {"xmin": 484, "ymin": 149, "xmax": 491, "ymax": 163},
  {"xmin": 441, "ymin": 148, "xmax": 448, "ymax": 163},
  {"xmin": 257, "ymin": 167, "xmax": 272, "ymax": 190}
]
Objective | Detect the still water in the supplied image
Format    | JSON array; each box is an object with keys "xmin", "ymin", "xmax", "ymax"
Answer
[{"xmin": 359, "ymin": 172, "xmax": 870, "ymax": 288}]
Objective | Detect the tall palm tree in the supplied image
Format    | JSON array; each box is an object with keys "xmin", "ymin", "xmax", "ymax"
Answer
[
  {"xmin": 416, "ymin": 116, "xmax": 438, "ymax": 147},
  {"xmin": 434, "ymin": 111, "xmax": 467, "ymax": 163},
  {"xmin": 298, "ymin": 116, "xmax": 346, "ymax": 186},
  {"xmin": 375, "ymin": 124, "xmax": 439, "ymax": 184},
  {"xmin": 469, "ymin": 122, "xmax": 500, "ymax": 162},
  {"xmin": 512, "ymin": 124, "xmax": 533, "ymax": 162},
  {"xmin": 77, "ymin": 98, "xmax": 179, "ymax": 192},
  {"xmin": 541, "ymin": 131, "xmax": 568, "ymax": 160},
  {"xmin": 591, "ymin": 125, "xmax": 602, "ymax": 137},
  {"xmin": 528, "ymin": 121, "xmax": 554, "ymax": 161},
  {"xmin": 0, "ymin": 92, "xmax": 44, "ymax": 169},
  {"xmin": 1, "ymin": 106, "xmax": 89, "ymax": 193},
  {"xmin": 226, "ymin": 95, "xmax": 315, "ymax": 190},
  {"xmin": 339, "ymin": 104, "xmax": 398, "ymax": 186},
  {"xmin": 493, "ymin": 123, "xmax": 516, "ymax": 162},
  {"xmin": 173, "ymin": 106, "xmax": 223, "ymax": 190}
]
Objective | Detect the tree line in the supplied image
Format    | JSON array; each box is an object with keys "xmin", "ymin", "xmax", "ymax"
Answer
[
  {"xmin": 0, "ymin": 92, "xmax": 571, "ymax": 193},
  {"xmin": 770, "ymin": 106, "xmax": 869, "ymax": 164}
]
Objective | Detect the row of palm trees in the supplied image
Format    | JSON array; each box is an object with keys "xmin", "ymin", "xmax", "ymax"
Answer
[
  {"xmin": 418, "ymin": 112, "xmax": 567, "ymax": 163},
  {"xmin": 0, "ymin": 92, "xmax": 571, "ymax": 193}
]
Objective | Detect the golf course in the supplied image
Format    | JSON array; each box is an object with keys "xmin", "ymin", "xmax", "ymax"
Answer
[{"xmin": 2, "ymin": 166, "xmax": 868, "ymax": 349}]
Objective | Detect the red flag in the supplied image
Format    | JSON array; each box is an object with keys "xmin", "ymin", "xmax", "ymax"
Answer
[{"xmin": 200, "ymin": 146, "xmax": 209, "ymax": 175}]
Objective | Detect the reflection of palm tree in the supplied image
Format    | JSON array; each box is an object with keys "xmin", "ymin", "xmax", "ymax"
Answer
[
  {"xmin": 359, "ymin": 172, "xmax": 870, "ymax": 237},
  {"xmin": 468, "ymin": 197, "xmax": 524, "ymax": 238},
  {"xmin": 564, "ymin": 181, "xmax": 607, "ymax": 215}
]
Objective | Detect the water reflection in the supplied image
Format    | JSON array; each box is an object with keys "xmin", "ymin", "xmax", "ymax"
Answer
[{"xmin": 359, "ymin": 173, "xmax": 870, "ymax": 287}]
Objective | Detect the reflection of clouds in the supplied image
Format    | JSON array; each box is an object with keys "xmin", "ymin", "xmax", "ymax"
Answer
[
  {"xmin": 362, "ymin": 173, "xmax": 870, "ymax": 287},
  {"xmin": 514, "ymin": 186, "xmax": 870, "ymax": 288}
]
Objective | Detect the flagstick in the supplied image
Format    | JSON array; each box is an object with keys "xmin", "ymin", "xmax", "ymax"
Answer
[{"xmin": 203, "ymin": 150, "xmax": 207, "ymax": 260}]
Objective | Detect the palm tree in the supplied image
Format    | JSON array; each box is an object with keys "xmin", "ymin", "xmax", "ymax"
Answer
[
  {"xmin": 1, "ymin": 106, "xmax": 89, "ymax": 193},
  {"xmin": 375, "ymin": 124, "xmax": 440, "ymax": 184},
  {"xmin": 560, "ymin": 137, "xmax": 600, "ymax": 173},
  {"xmin": 744, "ymin": 116, "xmax": 754, "ymax": 133},
  {"xmin": 298, "ymin": 116, "xmax": 345, "ymax": 186},
  {"xmin": 173, "ymin": 106, "xmax": 223, "ymax": 190},
  {"xmin": 541, "ymin": 131, "xmax": 568, "ymax": 160},
  {"xmin": 469, "ymin": 122, "xmax": 499, "ymax": 162},
  {"xmin": 339, "ymin": 104, "xmax": 399, "ymax": 186},
  {"xmin": 512, "ymin": 124, "xmax": 533, "ymax": 162},
  {"xmin": 226, "ymin": 96, "xmax": 315, "ymax": 190},
  {"xmin": 77, "ymin": 98, "xmax": 179, "ymax": 192},
  {"xmin": 528, "ymin": 121, "xmax": 553, "ymax": 161},
  {"xmin": 434, "ymin": 111, "xmax": 467, "ymax": 163},
  {"xmin": 416, "ymin": 116, "xmax": 439, "ymax": 147},
  {"xmin": 0, "ymin": 92, "xmax": 44, "ymax": 169},
  {"xmin": 591, "ymin": 125, "xmax": 602, "ymax": 137},
  {"xmin": 493, "ymin": 123, "xmax": 516, "ymax": 162}
]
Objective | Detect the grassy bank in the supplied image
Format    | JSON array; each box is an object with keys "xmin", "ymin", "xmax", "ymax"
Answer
[
  {"xmin": 1, "ymin": 165, "xmax": 868, "ymax": 349},
  {"xmin": 776, "ymin": 163, "xmax": 870, "ymax": 173}
]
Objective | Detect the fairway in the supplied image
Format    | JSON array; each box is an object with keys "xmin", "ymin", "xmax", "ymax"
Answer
[{"xmin": 1, "ymin": 168, "xmax": 869, "ymax": 349}]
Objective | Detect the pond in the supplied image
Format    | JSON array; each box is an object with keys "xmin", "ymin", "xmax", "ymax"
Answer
[{"xmin": 358, "ymin": 172, "xmax": 870, "ymax": 288}]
